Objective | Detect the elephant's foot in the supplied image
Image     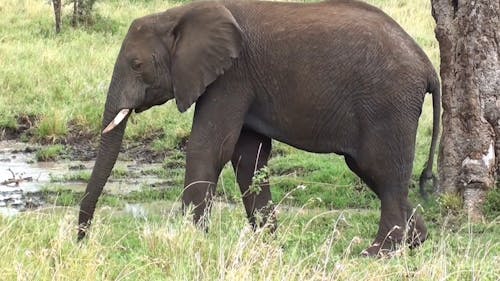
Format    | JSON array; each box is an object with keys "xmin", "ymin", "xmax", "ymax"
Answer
[
  {"xmin": 77, "ymin": 223, "xmax": 89, "ymax": 241},
  {"xmin": 361, "ymin": 242, "xmax": 398, "ymax": 258},
  {"xmin": 250, "ymin": 204, "xmax": 277, "ymax": 233},
  {"xmin": 406, "ymin": 212, "xmax": 428, "ymax": 249},
  {"xmin": 361, "ymin": 214, "xmax": 428, "ymax": 257},
  {"xmin": 182, "ymin": 199, "xmax": 213, "ymax": 232},
  {"xmin": 361, "ymin": 224, "xmax": 404, "ymax": 257}
]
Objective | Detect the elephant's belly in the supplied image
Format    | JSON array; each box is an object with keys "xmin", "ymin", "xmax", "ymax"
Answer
[{"xmin": 243, "ymin": 112, "xmax": 345, "ymax": 154}]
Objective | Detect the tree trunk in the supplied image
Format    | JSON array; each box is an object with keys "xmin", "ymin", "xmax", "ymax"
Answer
[
  {"xmin": 52, "ymin": 0, "xmax": 61, "ymax": 33},
  {"xmin": 77, "ymin": 0, "xmax": 86, "ymax": 23},
  {"xmin": 431, "ymin": 0, "xmax": 499, "ymax": 220},
  {"xmin": 72, "ymin": 0, "xmax": 92, "ymax": 27},
  {"xmin": 72, "ymin": 0, "xmax": 78, "ymax": 27}
]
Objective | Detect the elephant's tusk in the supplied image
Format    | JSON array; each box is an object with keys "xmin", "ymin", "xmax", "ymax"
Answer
[{"xmin": 103, "ymin": 109, "xmax": 130, "ymax": 134}]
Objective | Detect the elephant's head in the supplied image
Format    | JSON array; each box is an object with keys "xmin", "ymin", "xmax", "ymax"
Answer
[{"xmin": 78, "ymin": 2, "xmax": 243, "ymax": 239}]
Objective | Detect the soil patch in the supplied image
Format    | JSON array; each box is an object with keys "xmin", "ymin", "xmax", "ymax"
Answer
[
  {"xmin": 1, "ymin": 117, "xmax": 179, "ymax": 164},
  {"xmin": 0, "ymin": 114, "xmax": 37, "ymax": 140}
]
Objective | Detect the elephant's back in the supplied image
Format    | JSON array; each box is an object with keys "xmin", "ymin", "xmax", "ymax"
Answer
[
  {"xmin": 225, "ymin": 0, "xmax": 433, "ymax": 73},
  {"xmin": 225, "ymin": 0, "xmax": 435, "ymax": 107}
]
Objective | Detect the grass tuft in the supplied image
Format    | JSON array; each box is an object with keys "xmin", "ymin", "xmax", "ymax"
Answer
[
  {"xmin": 35, "ymin": 144, "xmax": 65, "ymax": 161},
  {"xmin": 36, "ymin": 113, "xmax": 69, "ymax": 143}
]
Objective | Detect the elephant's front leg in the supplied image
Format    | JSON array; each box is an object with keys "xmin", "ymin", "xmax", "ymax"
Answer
[
  {"xmin": 182, "ymin": 147, "xmax": 224, "ymax": 227},
  {"xmin": 181, "ymin": 94, "xmax": 248, "ymax": 228},
  {"xmin": 231, "ymin": 127, "xmax": 274, "ymax": 230}
]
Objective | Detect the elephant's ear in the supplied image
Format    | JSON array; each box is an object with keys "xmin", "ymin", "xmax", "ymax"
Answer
[{"xmin": 171, "ymin": 3, "xmax": 243, "ymax": 112}]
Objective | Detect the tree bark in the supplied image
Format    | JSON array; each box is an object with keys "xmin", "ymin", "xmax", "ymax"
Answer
[
  {"xmin": 72, "ymin": 0, "xmax": 78, "ymax": 27},
  {"xmin": 52, "ymin": 0, "xmax": 61, "ymax": 33},
  {"xmin": 431, "ymin": 0, "xmax": 499, "ymax": 220},
  {"xmin": 72, "ymin": 0, "xmax": 95, "ymax": 27},
  {"xmin": 77, "ymin": 0, "xmax": 87, "ymax": 24}
]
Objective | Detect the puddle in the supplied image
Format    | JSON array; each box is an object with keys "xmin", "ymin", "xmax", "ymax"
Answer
[{"xmin": 0, "ymin": 140, "xmax": 176, "ymax": 217}]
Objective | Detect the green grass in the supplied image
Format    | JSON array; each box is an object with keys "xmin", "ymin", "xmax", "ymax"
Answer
[
  {"xmin": 111, "ymin": 165, "xmax": 130, "ymax": 179},
  {"xmin": 35, "ymin": 144, "xmax": 66, "ymax": 161},
  {"xmin": 483, "ymin": 187, "xmax": 500, "ymax": 220},
  {"xmin": 49, "ymin": 171, "xmax": 91, "ymax": 182},
  {"xmin": 0, "ymin": 0, "xmax": 192, "ymax": 144},
  {"xmin": 1, "ymin": 0, "xmax": 498, "ymax": 280},
  {"xmin": 41, "ymin": 186, "xmax": 125, "ymax": 208},
  {"xmin": 0, "ymin": 204, "xmax": 498, "ymax": 280}
]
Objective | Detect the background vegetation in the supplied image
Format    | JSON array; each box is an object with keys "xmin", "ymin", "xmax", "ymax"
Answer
[{"xmin": 0, "ymin": 0, "xmax": 498, "ymax": 280}]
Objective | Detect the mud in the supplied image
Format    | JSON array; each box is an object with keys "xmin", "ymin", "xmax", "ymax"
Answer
[
  {"xmin": 66, "ymin": 134, "xmax": 172, "ymax": 163},
  {"xmin": 0, "ymin": 115, "xmax": 37, "ymax": 141},
  {"xmin": 1, "ymin": 118, "xmax": 185, "ymax": 217},
  {"xmin": 0, "ymin": 140, "xmax": 178, "ymax": 217}
]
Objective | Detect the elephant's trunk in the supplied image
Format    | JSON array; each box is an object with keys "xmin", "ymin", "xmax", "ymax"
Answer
[{"xmin": 78, "ymin": 92, "xmax": 129, "ymax": 240}]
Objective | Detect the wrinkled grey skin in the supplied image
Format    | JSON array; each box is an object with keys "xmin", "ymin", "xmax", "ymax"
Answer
[{"xmin": 78, "ymin": 0, "xmax": 440, "ymax": 257}]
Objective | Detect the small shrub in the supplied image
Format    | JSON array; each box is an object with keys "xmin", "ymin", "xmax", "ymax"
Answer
[
  {"xmin": 0, "ymin": 116, "xmax": 17, "ymax": 130},
  {"xmin": 111, "ymin": 166, "xmax": 128, "ymax": 178},
  {"xmin": 36, "ymin": 114, "xmax": 68, "ymax": 142},
  {"xmin": 42, "ymin": 187, "xmax": 80, "ymax": 206},
  {"xmin": 70, "ymin": 0, "xmax": 99, "ymax": 27},
  {"xmin": 250, "ymin": 166, "xmax": 270, "ymax": 195},
  {"xmin": 36, "ymin": 145, "xmax": 65, "ymax": 161},
  {"xmin": 483, "ymin": 187, "xmax": 500, "ymax": 220},
  {"xmin": 50, "ymin": 171, "xmax": 91, "ymax": 182},
  {"xmin": 163, "ymin": 151, "xmax": 185, "ymax": 169},
  {"xmin": 438, "ymin": 193, "xmax": 464, "ymax": 215},
  {"xmin": 125, "ymin": 188, "xmax": 181, "ymax": 203},
  {"xmin": 56, "ymin": 191, "xmax": 79, "ymax": 206},
  {"xmin": 98, "ymin": 196, "xmax": 124, "ymax": 208},
  {"xmin": 171, "ymin": 127, "xmax": 190, "ymax": 149}
]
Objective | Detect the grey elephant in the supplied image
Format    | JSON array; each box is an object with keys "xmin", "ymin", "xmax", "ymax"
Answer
[{"xmin": 78, "ymin": 0, "xmax": 440, "ymax": 256}]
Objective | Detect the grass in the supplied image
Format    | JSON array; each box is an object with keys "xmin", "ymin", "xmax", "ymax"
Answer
[
  {"xmin": 49, "ymin": 171, "xmax": 91, "ymax": 183},
  {"xmin": 0, "ymin": 204, "xmax": 498, "ymax": 280},
  {"xmin": 0, "ymin": 0, "xmax": 498, "ymax": 280},
  {"xmin": 35, "ymin": 144, "xmax": 66, "ymax": 161},
  {"xmin": 484, "ymin": 188, "xmax": 500, "ymax": 220},
  {"xmin": 0, "ymin": 0, "xmax": 191, "ymax": 144}
]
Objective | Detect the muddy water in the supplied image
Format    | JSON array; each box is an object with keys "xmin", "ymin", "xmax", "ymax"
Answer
[{"xmin": 0, "ymin": 141, "xmax": 171, "ymax": 217}]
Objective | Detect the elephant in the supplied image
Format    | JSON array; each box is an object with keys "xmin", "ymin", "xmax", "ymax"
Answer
[{"xmin": 77, "ymin": 0, "xmax": 441, "ymax": 257}]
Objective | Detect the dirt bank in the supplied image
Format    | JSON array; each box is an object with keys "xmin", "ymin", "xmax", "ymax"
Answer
[{"xmin": 0, "ymin": 115, "xmax": 177, "ymax": 164}]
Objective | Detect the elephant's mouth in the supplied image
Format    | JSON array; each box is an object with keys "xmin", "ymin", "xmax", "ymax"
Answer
[
  {"xmin": 135, "ymin": 107, "xmax": 148, "ymax": 113},
  {"xmin": 140, "ymin": 88, "xmax": 172, "ymax": 113}
]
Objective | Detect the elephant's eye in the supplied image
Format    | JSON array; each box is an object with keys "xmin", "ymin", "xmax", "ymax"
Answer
[{"xmin": 131, "ymin": 59, "xmax": 143, "ymax": 71}]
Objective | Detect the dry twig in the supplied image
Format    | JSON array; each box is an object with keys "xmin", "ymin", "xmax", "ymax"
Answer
[{"xmin": 1, "ymin": 169, "xmax": 33, "ymax": 186}]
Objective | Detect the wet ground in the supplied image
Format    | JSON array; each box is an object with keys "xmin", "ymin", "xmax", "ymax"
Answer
[{"xmin": 0, "ymin": 140, "xmax": 173, "ymax": 217}]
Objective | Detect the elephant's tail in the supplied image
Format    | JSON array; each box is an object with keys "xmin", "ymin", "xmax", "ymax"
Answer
[{"xmin": 419, "ymin": 77, "xmax": 441, "ymax": 199}]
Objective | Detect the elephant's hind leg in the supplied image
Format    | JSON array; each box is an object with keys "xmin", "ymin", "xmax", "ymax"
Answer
[
  {"xmin": 231, "ymin": 127, "xmax": 275, "ymax": 230},
  {"xmin": 345, "ymin": 139, "xmax": 427, "ymax": 257}
]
